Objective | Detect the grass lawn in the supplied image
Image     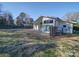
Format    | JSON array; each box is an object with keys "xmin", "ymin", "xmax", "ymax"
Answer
[{"xmin": 0, "ymin": 29, "xmax": 79, "ymax": 57}]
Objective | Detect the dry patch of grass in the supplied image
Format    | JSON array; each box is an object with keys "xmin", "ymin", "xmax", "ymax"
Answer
[
  {"xmin": 0, "ymin": 29, "xmax": 79, "ymax": 57},
  {"xmin": 33, "ymin": 35, "xmax": 79, "ymax": 57}
]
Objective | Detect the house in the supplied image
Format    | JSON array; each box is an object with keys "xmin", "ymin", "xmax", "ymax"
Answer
[{"xmin": 33, "ymin": 16, "xmax": 73, "ymax": 34}]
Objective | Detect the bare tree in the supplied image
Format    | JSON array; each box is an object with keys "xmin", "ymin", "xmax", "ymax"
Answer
[{"xmin": 63, "ymin": 12, "xmax": 79, "ymax": 23}]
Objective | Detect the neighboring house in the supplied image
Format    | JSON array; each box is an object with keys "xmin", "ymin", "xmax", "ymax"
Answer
[{"xmin": 33, "ymin": 16, "xmax": 73, "ymax": 34}]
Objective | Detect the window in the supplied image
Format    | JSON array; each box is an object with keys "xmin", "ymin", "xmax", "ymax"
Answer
[
  {"xmin": 50, "ymin": 20, "xmax": 53, "ymax": 23},
  {"xmin": 63, "ymin": 25, "xmax": 66, "ymax": 27},
  {"xmin": 44, "ymin": 20, "xmax": 53, "ymax": 24},
  {"xmin": 45, "ymin": 25, "xmax": 50, "ymax": 31},
  {"xmin": 44, "ymin": 21, "xmax": 47, "ymax": 23}
]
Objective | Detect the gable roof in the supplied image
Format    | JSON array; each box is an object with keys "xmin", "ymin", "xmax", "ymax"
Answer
[
  {"xmin": 34, "ymin": 16, "xmax": 63, "ymax": 25},
  {"xmin": 33, "ymin": 16, "xmax": 43, "ymax": 25}
]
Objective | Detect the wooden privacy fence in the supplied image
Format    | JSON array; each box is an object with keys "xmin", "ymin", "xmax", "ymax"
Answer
[{"xmin": 49, "ymin": 26, "xmax": 62, "ymax": 37}]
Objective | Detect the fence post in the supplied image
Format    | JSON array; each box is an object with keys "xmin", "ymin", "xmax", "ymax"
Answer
[{"xmin": 49, "ymin": 26, "xmax": 55, "ymax": 38}]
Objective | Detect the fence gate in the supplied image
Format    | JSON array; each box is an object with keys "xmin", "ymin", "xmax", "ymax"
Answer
[{"xmin": 50, "ymin": 26, "xmax": 57, "ymax": 37}]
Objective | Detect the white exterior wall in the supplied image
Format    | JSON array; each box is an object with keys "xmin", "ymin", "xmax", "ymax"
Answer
[
  {"xmin": 67, "ymin": 23, "xmax": 73, "ymax": 33},
  {"xmin": 58, "ymin": 23, "xmax": 73, "ymax": 34},
  {"xmin": 42, "ymin": 17, "xmax": 55, "ymax": 33},
  {"xmin": 42, "ymin": 17, "xmax": 55, "ymax": 26},
  {"xmin": 33, "ymin": 25, "xmax": 39, "ymax": 30},
  {"xmin": 33, "ymin": 17, "xmax": 73, "ymax": 34}
]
